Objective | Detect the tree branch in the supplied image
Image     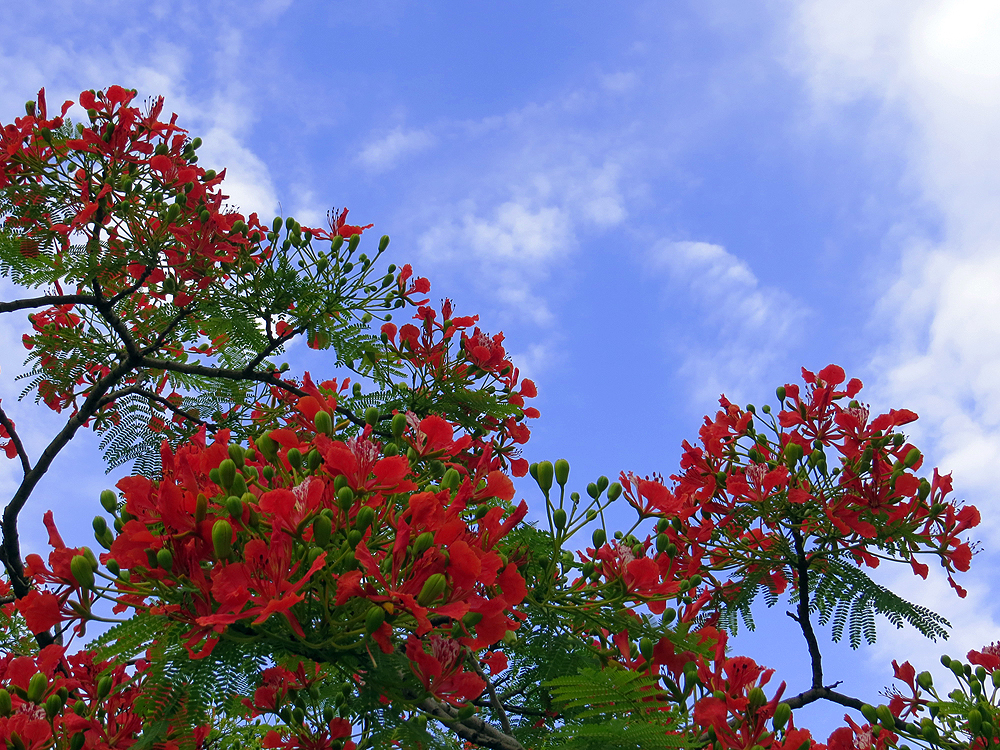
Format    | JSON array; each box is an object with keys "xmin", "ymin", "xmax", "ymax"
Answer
[
  {"xmin": 417, "ymin": 697, "xmax": 526, "ymax": 750},
  {"xmin": 0, "ymin": 293, "xmax": 98, "ymax": 314},
  {"xmin": 469, "ymin": 652, "xmax": 512, "ymax": 735},
  {"xmin": 790, "ymin": 526, "xmax": 824, "ymax": 690},
  {"xmin": 0, "ymin": 404, "xmax": 31, "ymax": 475}
]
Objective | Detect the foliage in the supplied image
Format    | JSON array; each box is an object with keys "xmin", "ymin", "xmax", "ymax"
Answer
[{"xmin": 0, "ymin": 86, "xmax": 994, "ymax": 750}]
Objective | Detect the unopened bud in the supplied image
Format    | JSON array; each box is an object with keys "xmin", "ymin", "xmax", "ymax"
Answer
[
  {"xmin": 212, "ymin": 519, "xmax": 234, "ymax": 560},
  {"xmin": 606, "ymin": 483, "xmax": 622, "ymax": 501},
  {"xmin": 772, "ymin": 702, "xmax": 791, "ymax": 730},
  {"xmin": 553, "ymin": 509, "xmax": 567, "ymax": 531},
  {"xmin": 535, "ymin": 461, "xmax": 553, "ymax": 494},
  {"xmin": 417, "ymin": 573, "xmax": 448, "ymax": 606},
  {"xmin": 100, "ymin": 490, "xmax": 118, "ymax": 514},
  {"xmin": 315, "ymin": 410, "xmax": 333, "ymax": 436},
  {"xmin": 70, "ymin": 555, "xmax": 94, "ymax": 589},
  {"xmin": 554, "ymin": 459, "xmax": 570, "ymax": 487}
]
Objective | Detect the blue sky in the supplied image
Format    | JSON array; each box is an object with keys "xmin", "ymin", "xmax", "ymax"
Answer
[{"xmin": 3, "ymin": 0, "xmax": 1000, "ymax": 737}]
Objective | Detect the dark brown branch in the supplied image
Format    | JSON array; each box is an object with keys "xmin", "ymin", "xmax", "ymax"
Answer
[
  {"xmin": 417, "ymin": 697, "xmax": 526, "ymax": 750},
  {"xmin": 0, "ymin": 404, "xmax": 31, "ymax": 475},
  {"xmin": 781, "ymin": 685, "xmax": 864, "ymax": 711},
  {"xmin": 469, "ymin": 652, "xmax": 512, "ymax": 735},
  {"xmin": 790, "ymin": 526, "xmax": 824, "ymax": 690},
  {"xmin": 0, "ymin": 293, "xmax": 98, "ymax": 313},
  {"xmin": 471, "ymin": 699, "xmax": 547, "ymax": 718}
]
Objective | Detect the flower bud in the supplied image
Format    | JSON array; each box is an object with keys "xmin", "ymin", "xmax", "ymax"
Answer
[
  {"xmin": 535, "ymin": 461, "xmax": 553, "ymax": 494},
  {"xmin": 462, "ymin": 611, "xmax": 483, "ymax": 628},
  {"xmin": 45, "ymin": 693, "xmax": 63, "ymax": 719},
  {"xmin": 227, "ymin": 443, "xmax": 245, "ymax": 468},
  {"xmin": 379, "ymin": 235, "xmax": 390, "ymax": 252},
  {"xmin": 875, "ymin": 704, "xmax": 894, "ymax": 729},
  {"xmin": 92, "ymin": 516, "xmax": 107, "ymax": 537},
  {"xmin": 748, "ymin": 686, "xmax": 766, "ymax": 712},
  {"xmin": 776, "ymin": 386, "xmax": 786, "ymax": 402},
  {"xmin": 27, "ymin": 672, "xmax": 48, "ymax": 703},
  {"xmin": 921, "ymin": 718, "xmax": 940, "ymax": 743},
  {"xmin": 592, "ymin": 528, "xmax": 606, "ymax": 548},
  {"xmin": 441, "ymin": 468, "xmax": 461, "ymax": 491},
  {"xmin": 156, "ymin": 548, "xmax": 173, "ymax": 571},
  {"xmin": 417, "ymin": 573, "xmax": 448, "ymax": 606},
  {"xmin": 917, "ymin": 671, "xmax": 933, "ymax": 690},
  {"xmin": 860, "ymin": 704, "xmax": 878, "ymax": 724},
  {"xmin": 315, "ymin": 410, "xmax": 333, "ymax": 436},
  {"xmin": 218, "ymin": 459, "xmax": 236, "ymax": 491},
  {"xmin": 456, "ymin": 704, "xmax": 475, "ymax": 721},
  {"xmin": 0, "ymin": 688, "xmax": 10, "ymax": 717},
  {"xmin": 772, "ymin": 702, "xmax": 791, "ymax": 730},
  {"xmin": 313, "ymin": 515, "xmax": 332, "ymax": 546},
  {"xmin": 212, "ymin": 519, "xmax": 233, "ymax": 560},
  {"xmin": 553, "ymin": 509, "xmax": 567, "ymax": 531},
  {"xmin": 639, "ymin": 637, "xmax": 653, "ymax": 661},
  {"xmin": 100, "ymin": 490, "xmax": 118, "ymax": 514},
  {"xmin": 338, "ymin": 486, "xmax": 355, "ymax": 511},
  {"xmin": 70, "ymin": 733, "xmax": 85, "ymax": 750},
  {"xmin": 554, "ymin": 459, "xmax": 570, "ymax": 487},
  {"xmin": 364, "ymin": 407, "xmax": 380, "ymax": 426},
  {"xmin": 195, "ymin": 493, "xmax": 208, "ymax": 523},
  {"xmin": 347, "ymin": 530, "xmax": 363, "ymax": 548},
  {"xmin": 355, "ymin": 506, "xmax": 376, "ymax": 532},
  {"xmin": 656, "ymin": 534, "xmax": 671, "ymax": 553},
  {"xmin": 391, "ymin": 413, "xmax": 407, "ymax": 439},
  {"xmin": 365, "ymin": 605, "xmax": 386, "ymax": 634},
  {"xmin": 287, "ymin": 448, "xmax": 302, "ymax": 469},
  {"xmin": 662, "ymin": 608, "xmax": 676, "ymax": 625},
  {"xmin": 607, "ymin": 483, "xmax": 622, "ymax": 501},
  {"xmin": 413, "ymin": 531, "xmax": 434, "ymax": 557},
  {"xmin": 904, "ymin": 448, "xmax": 921, "ymax": 468},
  {"xmin": 226, "ymin": 495, "xmax": 244, "ymax": 520},
  {"xmin": 586, "ymin": 482, "xmax": 600, "ymax": 499},
  {"xmin": 969, "ymin": 708, "xmax": 983, "ymax": 734},
  {"xmin": 71, "ymin": 555, "xmax": 95, "ymax": 589}
]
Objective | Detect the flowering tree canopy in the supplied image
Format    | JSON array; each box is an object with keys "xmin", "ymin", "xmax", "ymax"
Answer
[{"xmin": 0, "ymin": 87, "xmax": 992, "ymax": 750}]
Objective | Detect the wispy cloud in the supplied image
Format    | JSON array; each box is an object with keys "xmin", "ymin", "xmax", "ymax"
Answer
[
  {"xmin": 786, "ymin": 0, "xmax": 1000, "ymax": 685},
  {"xmin": 648, "ymin": 240, "xmax": 805, "ymax": 403},
  {"xmin": 356, "ymin": 127, "xmax": 435, "ymax": 172}
]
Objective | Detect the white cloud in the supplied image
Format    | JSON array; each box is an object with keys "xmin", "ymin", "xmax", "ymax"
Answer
[
  {"xmin": 648, "ymin": 240, "xmax": 804, "ymax": 402},
  {"xmin": 356, "ymin": 127, "xmax": 435, "ymax": 172},
  {"xmin": 786, "ymin": 0, "xmax": 1000, "ymax": 698}
]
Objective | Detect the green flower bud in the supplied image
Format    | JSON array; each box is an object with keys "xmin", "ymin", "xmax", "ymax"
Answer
[
  {"xmin": 0, "ymin": 688, "xmax": 10, "ymax": 717},
  {"xmin": 364, "ymin": 407, "xmax": 380, "ymax": 426},
  {"xmin": 776, "ymin": 386, "xmax": 786, "ymax": 402},
  {"xmin": 156, "ymin": 548, "xmax": 173, "ymax": 571},
  {"xmin": 195, "ymin": 493, "xmax": 208, "ymax": 523},
  {"xmin": 287, "ymin": 448, "xmax": 302, "ymax": 469},
  {"xmin": 772, "ymin": 702, "xmax": 791, "ymax": 730},
  {"xmin": 554, "ymin": 459, "xmax": 570, "ymax": 487},
  {"xmin": 347, "ymin": 529, "xmax": 363, "ymax": 548},
  {"xmin": 639, "ymin": 636, "xmax": 654, "ymax": 661},
  {"xmin": 92, "ymin": 516, "xmax": 107, "ymax": 537},
  {"xmin": 969, "ymin": 708, "xmax": 983, "ymax": 734},
  {"xmin": 536, "ymin": 461, "xmax": 553, "ymax": 493},
  {"xmin": 441, "ymin": 468, "xmax": 461, "ymax": 491},
  {"xmin": 592, "ymin": 528, "xmax": 606, "ymax": 548},
  {"xmin": 313, "ymin": 515, "xmax": 332, "ymax": 546},
  {"xmin": 100, "ymin": 490, "xmax": 118, "ymax": 514},
  {"xmin": 662, "ymin": 607, "xmax": 676, "ymax": 624},
  {"xmin": 218, "ymin": 459, "xmax": 236, "ymax": 491},
  {"xmin": 917, "ymin": 671, "xmax": 933, "ymax": 690},
  {"xmin": 904, "ymin": 448, "xmax": 921, "ymax": 468},
  {"xmin": 586, "ymin": 482, "xmax": 600, "ymax": 499},
  {"xmin": 456, "ymin": 703, "xmax": 475, "ymax": 721},
  {"xmin": 417, "ymin": 573, "xmax": 448, "ymax": 606},
  {"xmin": 365, "ymin": 605, "xmax": 386, "ymax": 634},
  {"xmin": 875, "ymin": 704, "xmax": 894, "ymax": 729},
  {"xmin": 921, "ymin": 718, "xmax": 940, "ymax": 743},
  {"xmin": 227, "ymin": 443, "xmax": 245, "ymax": 468},
  {"xmin": 70, "ymin": 733, "xmax": 86, "ymax": 750},
  {"xmin": 315, "ymin": 410, "xmax": 333, "ymax": 436},
  {"xmin": 212, "ymin": 519, "xmax": 233, "ymax": 560},
  {"xmin": 391, "ymin": 413, "xmax": 408, "ymax": 439},
  {"xmin": 45, "ymin": 693, "xmax": 63, "ymax": 719},
  {"xmin": 226, "ymin": 495, "xmax": 244, "ymax": 519},
  {"xmin": 748, "ymin": 686, "xmax": 767, "ymax": 712},
  {"xmin": 940, "ymin": 654, "xmax": 952, "ymax": 668},
  {"xmin": 355, "ymin": 506, "xmax": 376, "ymax": 532},
  {"xmin": 27, "ymin": 672, "xmax": 48, "ymax": 703},
  {"xmin": 553, "ymin": 509, "xmax": 567, "ymax": 531},
  {"xmin": 462, "ymin": 611, "xmax": 483, "ymax": 628},
  {"xmin": 338, "ymin": 486, "xmax": 355, "ymax": 511},
  {"xmin": 413, "ymin": 531, "xmax": 434, "ymax": 557},
  {"xmin": 70, "ymin": 555, "xmax": 95, "ymax": 589},
  {"xmin": 656, "ymin": 534, "xmax": 671, "ymax": 553},
  {"xmin": 606, "ymin": 483, "xmax": 622, "ymax": 501}
]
